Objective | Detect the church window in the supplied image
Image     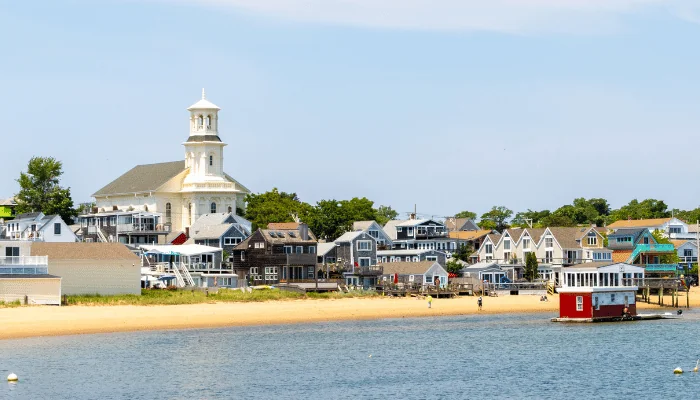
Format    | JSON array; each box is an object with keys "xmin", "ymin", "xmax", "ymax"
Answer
[
  {"xmin": 209, "ymin": 155, "xmax": 213, "ymax": 166},
  {"xmin": 228, "ymin": 206, "xmax": 232, "ymax": 213},
  {"xmin": 198, "ymin": 115, "xmax": 203, "ymax": 128},
  {"xmin": 188, "ymin": 203, "xmax": 192, "ymax": 225},
  {"xmin": 211, "ymin": 202, "xmax": 217, "ymax": 214},
  {"xmin": 206, "ymin": 115, "xmax": 211, "ymax": 129},
  {"xmin": 165, "ymin": 203, "xmax": 172, "ymax": 224}
]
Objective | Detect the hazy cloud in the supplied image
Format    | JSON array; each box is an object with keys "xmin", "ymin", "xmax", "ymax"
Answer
[{"xmin": 162, "ymin": 0, "xmax": 700, "ymax": 33}]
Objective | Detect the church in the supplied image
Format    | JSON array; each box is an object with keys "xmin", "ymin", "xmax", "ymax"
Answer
[{"xmin": 79, "ymin": 90, "xmax": 250, "ymax": 244}]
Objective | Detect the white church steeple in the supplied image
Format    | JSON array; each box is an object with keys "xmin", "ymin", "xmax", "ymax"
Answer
[{"xmin": 183, "ymin": 89, "xmax": 227, "ymax": 184}]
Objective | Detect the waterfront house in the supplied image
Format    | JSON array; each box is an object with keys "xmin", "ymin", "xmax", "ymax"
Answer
[
  {"xmin": 557, "ymin": 262, "xmax": 644, "ymax": 321},
  {"xmin": 607, "ymin": 217, "xmax": 690, "ymax": 239},
  {"xmin": 383, "ymin": 216, "xmax": 465, "ymax": 252},
  {"xmin": 140, "ymin": 243, "xmax": 234, "ymax": 288},
  {"xmin": 186, "ymin": 212, "xmax": 252, "ymax": 259},
  {"xmin": 232, "ymin": 225, "xmax": 317, "ymax": 286},
  {"xmin": 31, "ymin": 242, "xmax": 141, "ymax": 295},
  {"xmin": 76, "ymin": 207, "xmax": 169, "ymax": 245},
  {"xmin": 380, "ymin": 261, "xmax": 448, "ymax": 288},
  {"xmin": 376, "ymin": 248, "xmax": 448, "ymax": 267},
  {"xmin": 91, "ymin": 91, "xmax": 250, "ymax": 236},
  {"xmin": 607, "ymin": 228, "xmax": 678, "ymax": 277},
  {"xmin": 3, "ymin": 212, "xmax": 77, "ymax": 242},
  {"xmin": 475, "ymin": 227, "xmax": 610, "ymax": 284},
  {"xmin": 0, "ymin": 240, "xmax": 60, "ymax": 305},
  {"xmin": 673, "ymin": 240, "xmax": 697, "ymax": 272},
  {"xmin": 460, "ymin": 261, "xmax": 507, "ymax": 283},
  {"xmin": 448, "ymin": 229, "xmax": 493, "ymax": 251},
  {"xmin": 352, "ymin": 220, "xmax": 393, "ymax": 249},
  {"xmin": 333, "ymin": 231, "xmax": 382, "ymax": 287}
]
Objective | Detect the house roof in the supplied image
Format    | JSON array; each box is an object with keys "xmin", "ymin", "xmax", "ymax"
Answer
[
  {"xmin": 396, "ymin": 219, "xmax": 441, "ymax": 227},
  {"xmin": 14, "ymin": 212, "xmax": 43, "ymax": 220},
  {"xmin": 335, "ymin": 231, "xmax": 369, "ymax": 243},
  {"xmin": 189, "ymin": 224, "xmax": 235, "ymax": 240},
  {"xmin": 190, "ymin": 213, "xmax": 251, "ymax": 238},
  {"xmin": 317, "ymin": 242, "xmax": 336, "ymax": 256},
  {"xmin": 486, "ymin": 233, "xmax": 501, "ymax": 244},
  {"xmin": 461, "ymin": 260, "xmax": 500, "ymax": 271},
  {"xmin": 0, "ymin": 198, "xmax": 16, "ymax": 206},
  {"xmin": 547, "ymin": 227, "xmax": 599, "ymax": 249},
  {"xmin": 31, "ymin": 243, "xmax": 140, "ymax": 261},
  {"xmin": 670, "ymin": 240, "xmax": 689, "ymax": 249},
  {"xmin": 448, "ymin": 230, "xmax": 491, "ymax": 240},
  {"xmin": 609, "ymin": 228, "xmax": 647, "ymax": 237},
  {"xmin": 260, "ymin": 229, "xmax": 316, "ymax": 244},
  {"xmin": 383, "ymin": 220, "xmax": 405, "ymax": 240},
  {"xmin": 141, "ymin": 244, "xmax": 222, "ymax": 256},
  {"xmin": 607, "ymin": 218, "xmax": 672, "ymax": 229},
  {"xmin": 612, "ymin": 250, "xmax": 633, "ymax": 263},
  {"xmin": 92, "ymin": 161, "xmax": 186, "ymax": 197},
  {"xmin": 352, "ymin": 221, "xmax": 376, "ymax": 231},
  {"xmin": 379, "ymin": 261, "xmax": 440, "ymax": 275},
  {"xmin": 445, "ymin": 218, "xmax": 479, "ymax": 232}
]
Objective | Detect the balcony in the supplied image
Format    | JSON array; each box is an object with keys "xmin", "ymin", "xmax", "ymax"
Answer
[
  {"xmin": 679, "ymin": 256, "xmax": 698, "ymax": 264},
  {"xmin": 415, "ymin": 230, "xmax": 448, "ymax": 239},
  {"xmin": 0, "ymin": 256, "xmax": 49, "ymax": 274}
]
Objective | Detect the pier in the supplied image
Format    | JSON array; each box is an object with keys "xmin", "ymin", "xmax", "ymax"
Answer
[{"xmin": 628, "ymin": 278, "xmax": 691, "ymax": 308}]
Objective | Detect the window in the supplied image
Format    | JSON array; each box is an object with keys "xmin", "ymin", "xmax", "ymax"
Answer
[
  {"xmin": 5, "ymin": 247, "xmax": 19, "ymax": 257},
  {"xmin": 545, "ymin": 237, "xmax": 553, "ymax": 248},
  {"xmin": 587, "ymin": 232, "xmax": 597, "ymax": 246},
  {"xmin": 397, "ymin": 227, "xmax": 403, "ymax": 232},
  {"xmin": 368, "ymin": 230, "xmax": 379, "ymax": 238},
  {"xmin": 240, "ymin": 252, "xmax": 245, "ymax": 261},
  {"xmin": 576, "ymin": 296, "xmax": 583, "ymax": 311},
  {"xmin": 165, "ymin": 203, "xmax": 171, "ymax": 224},
  {"xmin": 417, "ymin": 226, "xmax": 427, "ymax": 235},
  {"xmin": 284, "ymin": 246, "xmax": 292, "ymax": 254},
  {"xmin": 210, "ymin": 202, "xmax": 217, "ymax": 214},
  {"xmin": 503, "ymin": 240, "xmax": 511, "ymax": 250},
  {"xmin": 684, "ymin": 249, "xmax": 693, "ymax": 257},
  {"xmin": 545, "ymin": 250, "xmax": 553, "ymax": 263},
  {"xmin": 611, "ymin": 294, "xmax": 616, "ymax": 303},
  {"xmin": 426, "ymin": 256, "xmax": 437, "ymax": 262},
  {"xmin": 54, "ymin": 223, "xmax": 61, "ymax": 235},
  {"xmin": 295, "ymin": 246, "xmax": 303, "ymax": 254},
  {"xmin": 357, "ymin": 240, "xmax": 372, "ymax": 251},
  {"xmin": 308, "ymin": 246, "xmax": 316, "ymax": 254},
  {"xmin": 254, "ymin": 242, "xmax": 265, "ymax": 249},
  {"xmin": 643, "ymin": 236, "xmax": 649, "ymax": 245},
  {"xmin": 670, "ymin": 226, "xmax": 682, "ymax": 234},
  {"xmin": 503, "ymin": 251, "xmax": 511, "ymax": 262},
  {"xmin": 522, "ymin": 238, "xmax": 530, "ymax": 249},
  {"xmin": 412, "ymin": 256, "xmax": 419, "ymax": 262},
  {"xmin": 109, "ymin": 216, "xmax": 117, "ymax": 225},
  {"xmin": 224, "ymin": 237, "xmax": 241, "ymax": 245},
  {"xmin": 209, "ymin": 155, "xmax": 213, "ymax": 166},
  {"xmin": 407, "ymin": 227, "xmax": 414, "ymax": 236},
  {"xmin": 485, "ymin": 244, "xmax": 493, "ymax": 254},
  {"xmin": 359, "ymin": 257, "xmax": 370, "ymax": 267},
  {"xmin": 616, "ymin": 236, "xmax": 632, "ymax": 243}
]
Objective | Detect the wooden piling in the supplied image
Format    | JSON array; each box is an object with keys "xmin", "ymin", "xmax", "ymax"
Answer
[
  {"xmin": 687, "ymin": 286, "xmax": 690, "ymax": 309},
  {"xmin": 659, "ymin": 286, "xmax": 663, "ymax": 306}
]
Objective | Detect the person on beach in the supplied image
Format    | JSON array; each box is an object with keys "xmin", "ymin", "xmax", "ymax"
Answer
[
  {"xmin": 427, "ymin": 295, "xmax": 433, "ymax": 309},
  {"xmin": 477, "ymin": 296, "xmax": 483, "ymax": 311}
]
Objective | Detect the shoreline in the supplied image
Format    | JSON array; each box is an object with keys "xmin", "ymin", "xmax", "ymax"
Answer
[{"xmin": 0, "ymin": 293, "xmax": 684, "ymax": 341}]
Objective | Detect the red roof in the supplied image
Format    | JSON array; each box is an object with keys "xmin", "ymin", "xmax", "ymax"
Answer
[{"xmin": 170, "ymin": 232, "xmax": 188, "ymax": 245}]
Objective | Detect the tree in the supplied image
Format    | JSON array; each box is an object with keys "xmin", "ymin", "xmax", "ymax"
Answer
[
  {"xmin": 454, "ymin": 210, "xmax": 477, "ymax": 220},
  {"xmin": 307, "ymin": 197, "xmax": 379, "ymax": 241},
  {"xmin": 511, "ymin": 209, "xmax": 551, "ymax": 228},
  {"xmin": 445, "ymin": 259, "xmax": 463, "ymax": 276},
  {"xmin": 453, "ymin": 243, "xmax": 474, "ymax": 263},
  {"xmin": 608, "ymin": 199, "xmax": 670, "ymax": 223},
  {"xmin": 15, "ymin": 156, "xmax": 77, "ymax": 224},
  {"xmin": 524, "ymin": 252, "xmax": 539, "ymax": 282},
  {"xmin": 651, "ymin": 230, "xmax": 680, "ymax": 264},
  {"xmin": 75, "ymin": 202, "xmax": 95, "ymax": 215},
  {"xmin": 244, "ymin": 188, "xmax": 312, "ymax": 231},
  {"xmin": 480, "ymin": 206, "xmax": 512, "ymax": 232},
  {"xmin": 375, "ymin": 205, "xmax": 398, "ymax": 226}
]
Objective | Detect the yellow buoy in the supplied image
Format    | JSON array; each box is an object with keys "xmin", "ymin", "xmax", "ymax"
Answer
[
  {"xmin": 694, "ymin": 360, "xmax": 699, "ymax": 373},
  {"xmin": 7, "ymin": 373, "xmax": 18, "ymax": 382},
  {"xmin": 674, "ymin": 367, "xmax": 683, "ymax": 374}
]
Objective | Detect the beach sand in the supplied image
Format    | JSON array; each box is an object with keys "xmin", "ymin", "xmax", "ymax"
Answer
[{"xmin": 1, "ymin": 288, "xmax": 698, "ymax": 340}]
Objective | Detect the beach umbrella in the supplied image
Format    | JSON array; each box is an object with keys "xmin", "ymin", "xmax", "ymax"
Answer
[{"xmin": 394, "ymin": 273, "xmax": 398, "ymax": 284}]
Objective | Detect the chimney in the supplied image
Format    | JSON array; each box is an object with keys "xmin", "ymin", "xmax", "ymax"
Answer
[
  {"xmin": 113, "ymin": 205, "xmax": 118, "ymax": 211},
  {"xmin": 91, "ymin": 206, "xmax": 98, "ymax": 213},
  {"xmin": 185, "ymin": 227, "xmax": 190, "ymax": 238},
  {"xmin": 298, "ymin": 223, "xmax": 309, "ymax": 240}
]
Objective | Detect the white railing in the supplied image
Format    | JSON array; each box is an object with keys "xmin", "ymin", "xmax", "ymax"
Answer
[
  {"xmin": 182, "ymin": 182, "xmax": 235, "ymax": 190},
  {"xmin": 0, "ymin": 256, "xmax": 49, "ymax": 266},
  {"xmin": 180, "ymin": 262, "xmax": 195, "ymax": 286},
  {"xmin": 170, "ymin": 264, "xmax": 185, "ymax": 287}
]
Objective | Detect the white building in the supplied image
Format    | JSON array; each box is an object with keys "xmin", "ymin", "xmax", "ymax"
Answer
[
  {"xmin": 2, "ymin": 212, "xmax": 77, "ymax": 242},
  {"xmin": 90, "ymin": 90, "xmax": 250, "ymax": 236}
]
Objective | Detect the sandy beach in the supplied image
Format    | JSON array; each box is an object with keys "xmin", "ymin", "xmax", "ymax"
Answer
[{"xmin": 1, "ymin": 289, "xmax": 697, "ymax": 340}]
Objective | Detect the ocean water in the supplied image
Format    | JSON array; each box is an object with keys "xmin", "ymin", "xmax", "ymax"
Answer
[{"xmin": 2, "ymin": 310, "xmax": 700, "ymax": 399}]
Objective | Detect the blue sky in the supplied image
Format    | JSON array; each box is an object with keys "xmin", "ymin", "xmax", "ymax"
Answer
[{"xmin": 1, "ymin": 0, "xmax": 699, "ymax": 220}]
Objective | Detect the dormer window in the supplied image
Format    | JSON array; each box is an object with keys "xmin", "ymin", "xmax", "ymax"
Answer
[{"xmin": 587, "ymin": 231, "xmax": 597, "ymax": 246}]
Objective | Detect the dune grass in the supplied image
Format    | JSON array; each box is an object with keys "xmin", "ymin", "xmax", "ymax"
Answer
[
  {"xmin": 0, "ymin": 299, "xmax": 22, "ymax": 308},
  {"xmin": 64, "ymin": 288, "xmax": 379, "ymax": 306}
]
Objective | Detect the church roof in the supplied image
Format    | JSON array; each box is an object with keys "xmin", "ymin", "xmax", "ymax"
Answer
[
  {"xmin": 186, "ymin": 135, "xmax": 222, "ymax": 143},
  {"xmin": 187, "ymin": 89, "xmax": 220, "ymax": 110},
  {"xmin": 92, "ymin": 161, "xmax": 186, "ymax": 197}
]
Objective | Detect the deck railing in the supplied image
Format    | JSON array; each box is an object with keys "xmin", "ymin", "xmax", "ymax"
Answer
[
  {"xmin": 642, "ymin": 263, "xmax": 679, "ymax": 272},
  {"xmin": 0, "ymin": 266, "xmax": 49, "ymax": 274},
  {"xmin": 0, "ymin": 256, "xmax": 49, "ymax": 266}
]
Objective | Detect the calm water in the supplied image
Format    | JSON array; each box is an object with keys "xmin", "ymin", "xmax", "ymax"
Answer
[{"xmin": 2, "ymin": 310, "xmax": 700, "ymax": 399}]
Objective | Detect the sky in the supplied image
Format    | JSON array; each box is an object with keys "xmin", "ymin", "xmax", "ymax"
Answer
[{"xmin": 1, "ymin": 0, "xmax": 699, "ymax": 220}]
